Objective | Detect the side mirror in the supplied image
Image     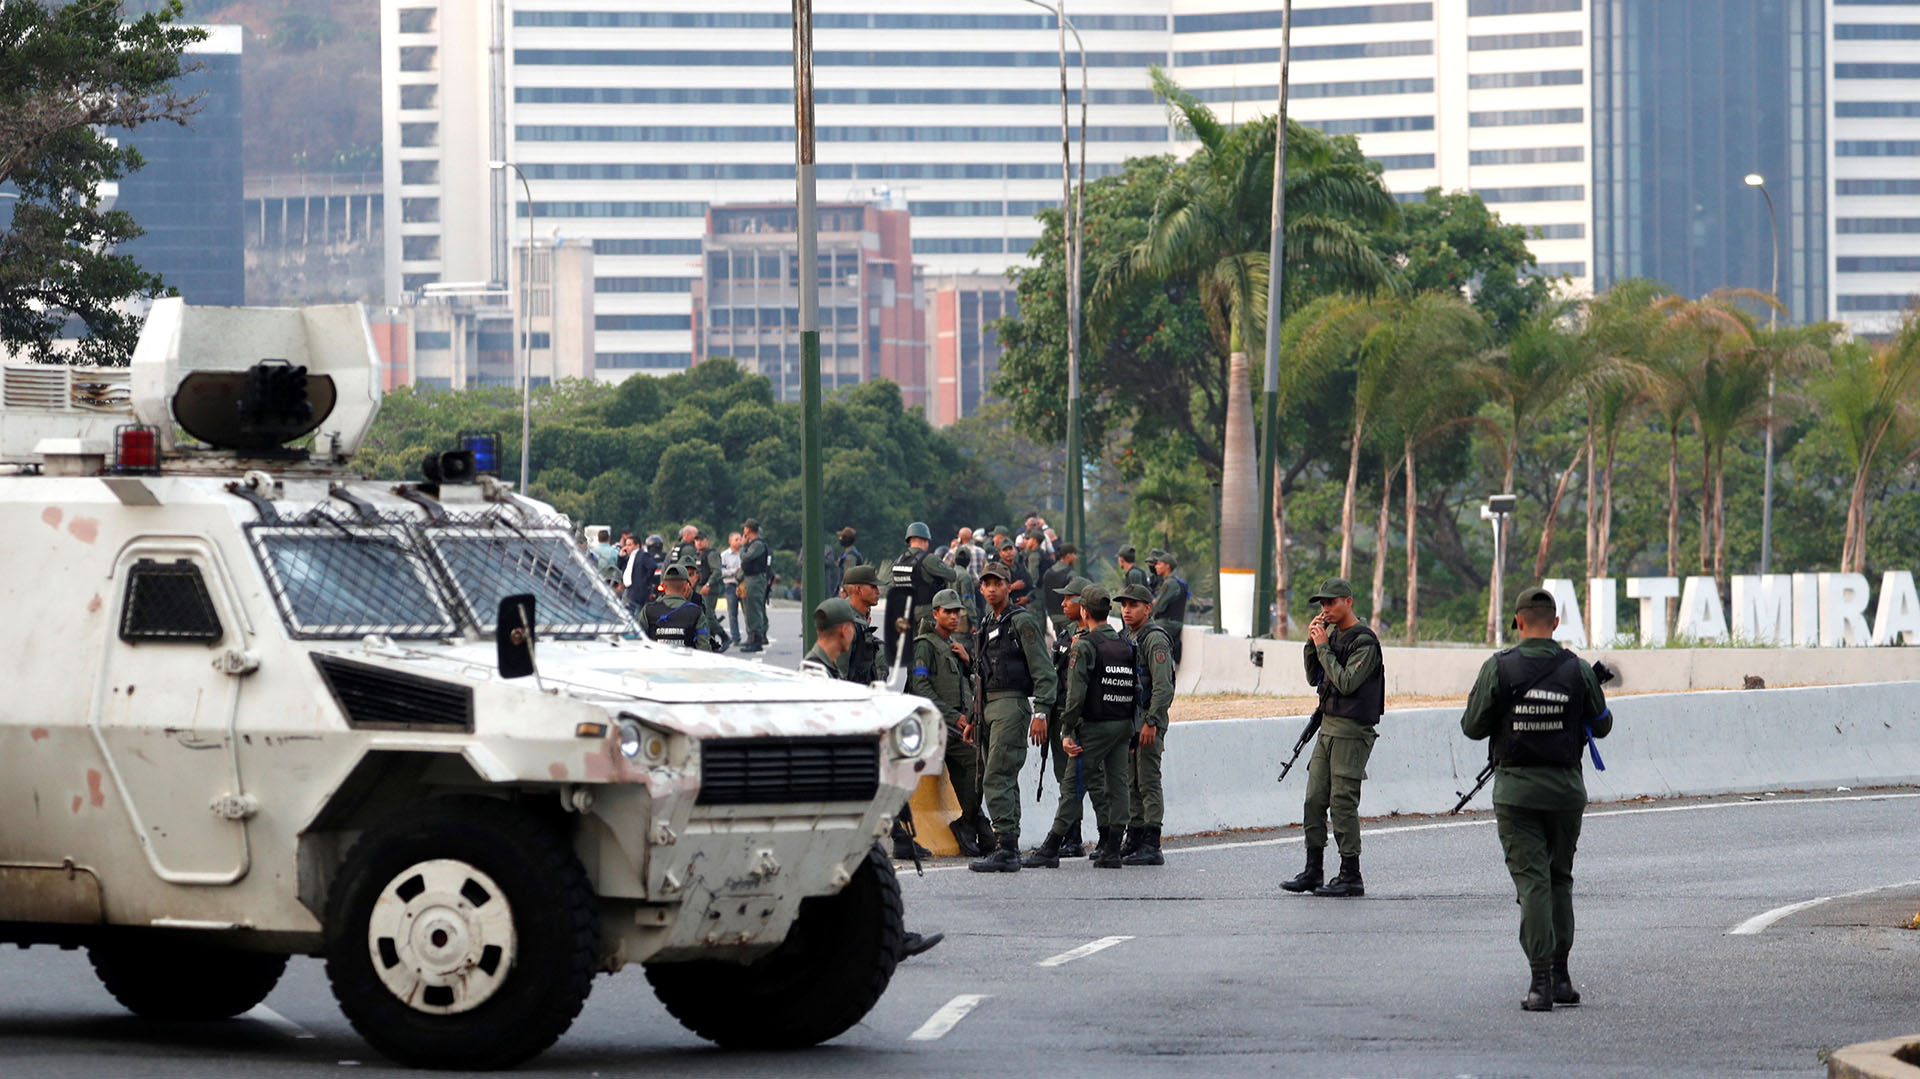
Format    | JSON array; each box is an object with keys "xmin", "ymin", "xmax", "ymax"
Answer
[{"xmin": 497, "ymin": 593, "xmax": 537, "ymax": 679}]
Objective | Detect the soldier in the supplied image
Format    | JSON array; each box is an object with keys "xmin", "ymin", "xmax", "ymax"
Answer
[
  {"xmin": 690, "ymin": 533, "xmax": 727, "ymax": 646},
  {"xmin": 738, "ymin": 518, "xmax": 771, "ymax": 653},
  {"xmin": 1461, "ymin": 587, "xmax": 1612, "ymax": 1012},
  {"xmin": 1117, "ymin": 583, "xmax": 1176, "ymax": 866},
  {"xmin": 965, "ymin": 561, "xmax": 1056, "ymax": 873},
  {"xmin": 667, "ymin": 524, "xmax": 699, "ymax": 571},
  {"xmin": 1148, "ymin": 551, "xmax": 1192, "ymax": 664},
  {"xmin": 1022, "ymin": 575, "xmax": 1095, "ymax": 868},
  {"xmin": 1281, "ymin": 577, "xmax": 1385, "ymax": 899},
  {"xmin": 949, "ymin": 546, "xmax": 979, "ymax": 632},
  {"xmin": 640, "ymin": 565, "xmax": 723, "ymax": 651},
  {"xmin": 909, "ymin": 589, "xmax": 989, "ymax": 857},
  {"xmin": 995, "ymin": 538, "xmax": 1034, "ymax": 609},
  {"xmin": 1117, "ymin": 545, "xmax": 1152, "ymax": 592},
  {"xmin": 1056, "ymin": 585, "xmax": 1136, "ymax": 869},
  {"xmin": 1023, "ymin": 530, "xmax": 1053, "ymax": 593},
  {"xmin": 891, "ymin": 521, "xmax": 958, "ymax": 636},
  {"xmin": 1038, "ymin": 542, "xmax": 1079, "ymax": 640},
  {"xmin": 836, "ymin": 527, "xmax": 864, "ymax": 590},
  {"xmin": 801, "ymin": 597, "xmax": 944, "ymax": 959},
  {"xmin": 839, "ymin": 565, "xmax": 888, "ymax": 684}
]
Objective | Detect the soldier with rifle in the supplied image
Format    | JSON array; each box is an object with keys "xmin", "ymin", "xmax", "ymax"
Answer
[
  {"xmin": 1038, "ymin": 543, "xmax": 1079, "ymax": 641},
  {"xmin": 640, "ymin": 565, "xmax": 723, "ymax": 651},
  {"xmin": 888, "ymin": 521, "xmax": 958, "ymax": 648},
  {"xmin": 1148, "ymin": 551, "xmax": 1191, "ymax": 664},
  {"xmin": 1280, "ymin": 577, "xmax": 1384, "ymax": 899},
  {"xmin": 1055, "ymin": 585, "xmax": 1137, "ymax": 869},
  {"xmin": 1021, "ymin": 575, "xmax": 1096, "ymax": 868},
  {"xmin": 1117, "ymin": 583, "xmax": 1176, "ymax": 866},
  {"xmin": 965, "ymin": 560, "xmax": 1056, "ymax": 873},
  {"xmin": 1459, "ymin": 587, "xmax": 1612, "ymax": 1013},
  {"xmin": 909, "ymin": 589, "xmax": 989, "ymax": 857}
]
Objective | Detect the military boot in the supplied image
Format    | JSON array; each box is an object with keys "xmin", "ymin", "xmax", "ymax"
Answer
[
  {"xmin": 891, "ymin": 821, "xmax": 930, "ymax": 862},
  {"xmin": 1280, "ymin": 847, "xmax": 1324, "ymax": 893},
  {"xmin": 1523, "ymin": 961, "xmax": 1554, "ymax": 1012},
  {"xmin": 1122, "ymin": 826, "xmax": 1165, "ymax": 866},
  {"xmin": 1552, "ymin": 957, "xmax": 1580, "ymax": 1005},
  {"xmin": 1091, "ymin": 826, "xmax": 1125, "ymax": 869},
  {"xmin": 1058, "ymin": 827, "xmax": 1086, "ymax": 859},
  {"xmin": 1118, "ymin": 827, "xmax": 1142, "ymax": 859},
  {"xmin": 1313, "ymin": 854, "xmax": 1364, "ymax": 897},
  {"xmin": 950, "ymin": 819, "xmax": 984, "ymax": 858},
  {"xmin": 1020, "ymin": 832, "xmax": 1063, "ymax": 869},
  {"xmin": 968, "ymin": 834, "xmax": 1022, "ymax": 873},
  {"xmin": 973, "ymin": 814, "xmax": 998, "ymax": 851}
]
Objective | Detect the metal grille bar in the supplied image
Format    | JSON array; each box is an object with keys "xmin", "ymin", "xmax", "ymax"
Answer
[{"xmin": 696, "ymin": 736, "xmax": 881, "ymax": 806}]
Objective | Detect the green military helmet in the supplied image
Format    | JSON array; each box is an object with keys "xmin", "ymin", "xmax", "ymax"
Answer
[
  {"xmin": 931, "ymin": 588, "xmax": 965, "ymax": 610},
  {"xmin": 904, "ymin": 521, "xmax": 932, "ymax": 541}
]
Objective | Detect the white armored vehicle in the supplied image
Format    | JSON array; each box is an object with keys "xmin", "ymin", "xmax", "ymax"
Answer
[{"xmin": 0, "ymin": 300, "xmax": 943, "ymax": 1068}]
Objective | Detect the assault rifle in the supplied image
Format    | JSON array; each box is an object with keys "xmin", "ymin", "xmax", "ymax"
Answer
[
  {"xmin": 1276, "ymin": 708, "xmax": 1323, "ymax": 784},
  {"xmin": 1036, "ymin": 633, "xmax": 1070, "ymax": 803},
  {"xmin": 1452, "ymin": 659, "xmax": 1619, "ymax": 814}
]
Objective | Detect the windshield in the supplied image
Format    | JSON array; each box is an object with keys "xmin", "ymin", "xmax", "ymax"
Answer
[
  {"xmin": 252, "ymin": 525, "xmax": 458, "ymax": 639},
  {"xmin": 423, "ymin": 525, "xmax": 631, "ymax": 637}
]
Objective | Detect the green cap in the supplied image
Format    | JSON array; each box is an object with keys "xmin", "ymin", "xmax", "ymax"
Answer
[
  {"xmin": 842, "ymin": 564, "xmax": 880, "ymax": 588},
  {"xmin": 1514, "ymin": 586, "xmax": 1557, "ymax": 614},
  {"xmin": 905, "ymin": 521, "xmax": 932, "ymax": 540},
  {"xmin": 742, "ymin": 517, "xmax": 761, "ymax": 531},
  {"xmin": 813, "ymin": 597, "xmax": 858, "ymax": 627},
  {"xmin": 931, "ymin": 588, "xmax": 965, "ymax": 610},
  {"xmin": 977, "ymin": 561, "xmax": 1011, "ymax": 581},
  {"xmin": 660, "ymin": 563, "xmax": 690, "ymax": 582},
  {"xmin": 1054, "ymin": 574, "xmax": 1093, "ymax": 598},
  {"xmin": 1079, "ymin": 584, "xmax": 1113, "ymax": 615},
  {"xmin": 1117, "ymin": 544, "xmax": 1137, "ymax": 562},
  {"xmin": 1308, "ymin": 577, "xmax": 1354, "ymax": 603},
  {"xmin": 1116, "ymin": 583, "xmax": 1154, "ymax": 605}
]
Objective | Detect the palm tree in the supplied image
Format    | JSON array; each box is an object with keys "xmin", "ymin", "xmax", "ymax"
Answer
[
  {"xmin": 1815, "ymin": 312, "xmax": 1920, "ymax": 571},
  {"xmin": 1578, "ymin": 280, "xmax": 1669, "ymax": 578},
  {"xmin": 1090, "ymin": 69, "xmax": 1396, "ymax": 629}
]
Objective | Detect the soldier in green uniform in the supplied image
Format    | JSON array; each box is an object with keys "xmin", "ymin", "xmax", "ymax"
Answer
[
  {"xmin": 839, "ymin": 564, "xmax": 888, "ymax": 684},
  {"xmin": 909, "ymin": 589, "xmax": 988, "ymax": 857},
  {"xmin": 1148, "ymin": 551, "xmax": 1191, "ymax": 664},
  {"xmin": 1057, "ymin": 585, "xmax": 1136, "ymax": 869},
  {"xmin": 1021, "ymin": 575, "xmax": 1095, "ymax": 868},
  {"xmin": 640, "ymin": 564, "xmax": 724, "ymax": 651},
  {"xmin": 801, "ymin": 597, "xmax": 857, "ymax": 677},
  {"xmin": 891, "ymin": 521, "xmax": 958, "ymax": 636},
  {"xmin": 966, "ymin": 561, "xmax": 1057, "ymax": 873},
  {"xmin": 949, "ymin": 547, "xmax": 979, "ymax": 633},
  {"xmin": 1117, "ymin": 583, "xmax": 1176, "ymax": 866},
  {"xmin": 1117, "ymin": 545, "xmax": 1152, "ymax": 593},
  {"xmin": 738, "ymin": 518, "xmax": 771, "ymax": 652},
  {"xmin": 1038, "ymin": 543, "xmax": 1079, "ymax": 640},
  {"xmin": 1281, "ymin": 577, "xmax": 1385, "ymax": 899},
  {"xmin": 1461, "ymin": 587, "xmax": 1612, "ymax": 1012}
]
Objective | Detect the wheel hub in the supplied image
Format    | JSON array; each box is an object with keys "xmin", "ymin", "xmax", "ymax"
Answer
[{"xmin": 367, "ymin": 858, "xmax": 516, "ymax": 1015}]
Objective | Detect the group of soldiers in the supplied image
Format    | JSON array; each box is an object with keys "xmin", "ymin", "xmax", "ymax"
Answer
[{"xmin": 600, "ymin": 519, "xmax": 772, "ymax": 653}]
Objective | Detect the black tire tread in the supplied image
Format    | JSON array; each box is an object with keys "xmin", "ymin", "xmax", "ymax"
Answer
[
  {"xmin": 646, "ymin": 843, "xmax": 902, "ymax": 1049},
  {"xmin": 88, "ymin": 937, "xmax": 288, "ymax": 1021},
  {"xmin": 322, "ymin": 797, "xmax": 599, "ymax": 1070}
]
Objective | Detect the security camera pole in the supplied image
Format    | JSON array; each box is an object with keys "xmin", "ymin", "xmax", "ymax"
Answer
[
  {"xmin": 1481, "ymin": 494, "xmax": 1516, "ymax": 647},
  {"xmin": 794, "ymin": 0, "xmax": 823, "ymax": 649}
]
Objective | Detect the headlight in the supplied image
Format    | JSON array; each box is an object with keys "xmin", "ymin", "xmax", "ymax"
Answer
[
  {"xmin": 616, "ymin": 718, "xmax": 669, "ymax": 765},
  {"xmin": 891, "ymin": 715, "xmax": 925, "ymax": 757}
]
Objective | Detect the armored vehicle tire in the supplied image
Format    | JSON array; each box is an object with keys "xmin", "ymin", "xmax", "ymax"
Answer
[
  {"xmin": 88, "ymin": 935, "xmax": 288, "ymax": 1020},
  {"xmin": 645, "ymin": 843, "xmax": 903, "ymax": 1049},
  {"xmin": 322, "ymin": 797, "xmax": 599, "ymax": 1070}
]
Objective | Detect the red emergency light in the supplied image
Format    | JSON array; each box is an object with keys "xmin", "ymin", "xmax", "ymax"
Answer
[{"xmin": 113, "ymin": 423, "xmax": 161, "ymax": 475}]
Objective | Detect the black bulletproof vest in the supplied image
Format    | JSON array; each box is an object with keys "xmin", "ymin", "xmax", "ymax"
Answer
[
  {"xmin": 742, "ymin": 541, "xmax": 770, "ymax": 575},
  {"xmin": 1320, "ymin": 624, "xmax": 1386, "ymax": 724},
  {"xmin": 1492, "ymin": 648, "xmax": 1586, "ymax": 767},
  {"xmin": 1083, "ymin": 632, "xmax": 1138, "ymax": 723},
  {"xmin": 892, "ymin": 547, "xmax": 939, "ymax": 605},
  {"xmin": 643, "ymin": 600, "xmax": 703, "ymax": 646},
  {"xmin": 981, "ymin": 608, "xmax": 1033, "ymax": 694},
  {"xmin": 848, "ymin": 620, "xmax": 881, "ymax": 684},
  {"xmin": 1161, "ymin": 577, "xmax": 1191, "ymax": 623}
]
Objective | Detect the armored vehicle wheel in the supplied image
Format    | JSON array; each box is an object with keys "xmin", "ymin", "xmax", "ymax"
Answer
[
  {"xmin": 322, "ymin": 798, "xmax": 599, "ymax": 1070},
  {"xmin": 645, "ymin": 843, "xmax": 903, "ymax": 1049},
  {"xmin": 88, "ymin": 935, "xmax": 288, "ymax": 1020}
]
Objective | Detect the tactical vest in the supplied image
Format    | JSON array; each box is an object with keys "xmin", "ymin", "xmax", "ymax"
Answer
[
  {"xmin": 847, "ymin": 619, "xmax": 882, "ymax": 684},
  {"xmin": 1134, "ymin": 623, "xmax": 1174, "ymax": 702},
  {"xmin": 1083, "ymin": 631, "xmax": 1138, "ymax": 723},
  {"xmin": 1161, "ymin": 577, "xmax": 1191, "ymax": 623},
  {"xmin": 643, "ymin": 600, "xmax": 703, "ymax": 646},
  {"xmin": 742, "ymin": 540, "xmax": 770, "ymax": 576},
  {"xmin": 892, "ymin": 547, "xmax": 939, "ymax": 605},
  {"xmin": 981, "ymin": 607, "xmax": 1033, "ymax": 694},
  {"xmin": 1040, "ymin": 562, "xmax": 1074, "ymax": 620},
  {"xmin": 1491, "ymin": 647, "xmax": 1587, "ymax": 767},
  {"xmin": 1320, "ymin": 623, "xmax": 1386, "ymax": 724}
]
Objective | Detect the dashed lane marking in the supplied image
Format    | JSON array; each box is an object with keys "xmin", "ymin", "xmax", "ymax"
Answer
[
  {"xmin": 909, "ymin": 994, "xmax": 990, "ymax": 1041},
  {"xmin": 1727, "ymin": 877, "xmax": 1920, "ymax": 935},
  {"xmin": 1036, "ymin": 935, "xmax": 1134, "ymax": 968},
  {"xmin": 243, "ymin": 1004, "xmax": 316, "ymax": 1039}
]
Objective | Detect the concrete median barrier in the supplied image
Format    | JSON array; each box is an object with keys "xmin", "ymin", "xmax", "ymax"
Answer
[{"xmin": 1828, "ymin": 1036, "xmax": 1920, "ymax": 1079}]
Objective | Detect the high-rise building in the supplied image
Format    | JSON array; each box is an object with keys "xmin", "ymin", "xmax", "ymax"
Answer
[
  {"xmin": 115, "ymin": 25, "xmax": 246, "ymax": 306},
  {"xmin": 1828, "ymin": 0, "xmax": 1920, "ymax": 338},
  {"xmin": 926, "ymin": 273, "xmax": 1021, "ymax": 425}
]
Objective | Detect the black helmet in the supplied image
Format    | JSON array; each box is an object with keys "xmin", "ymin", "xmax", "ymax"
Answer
[{"xmin": 645, "ymin": 533, "xmax": 664, "ymax": 550}]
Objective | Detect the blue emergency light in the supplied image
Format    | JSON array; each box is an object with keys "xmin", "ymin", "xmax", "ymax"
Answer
[{"xmin": 461, "ymin": 432, "xmax": 500, "ymax": 476}]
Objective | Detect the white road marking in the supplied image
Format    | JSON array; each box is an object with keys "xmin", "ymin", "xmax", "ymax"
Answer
[
  {"xmin": 911, "ymin": 791, "xmax": 1920, "ymax": 874},
  {"xmin": 1036, "ymin": 935, "xmax": 1134, "ymax": 968},
  {"xmin": 1727, "ymin": 877, "xmax": 1920, "ymax": 936},
  {"xmin": 243, "ymin": 1004, "xmax": 316, "ymax": 1039},
  {"xmin": 909, "ymin": 994, "xmax": 990, "ymax": 1041}
]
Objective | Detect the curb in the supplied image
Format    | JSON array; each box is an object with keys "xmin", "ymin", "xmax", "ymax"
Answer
[{"xmin": 1830, "ymin": 1037, "xmax": 1920, "ymax": 1079}]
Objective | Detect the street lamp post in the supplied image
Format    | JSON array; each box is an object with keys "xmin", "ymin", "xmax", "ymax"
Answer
[
  {"xmin": 1745, "ymin": 172, "xmax": 1780, "ymax": 575},
  {"xmin": 489, "ymin": 160, "xmax": 535, "ymax": 491}
]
